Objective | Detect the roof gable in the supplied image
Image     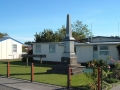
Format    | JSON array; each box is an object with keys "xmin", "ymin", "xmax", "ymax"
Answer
[{"xmin": 0, "ymin": 37, "xmax": 23, "ymax": 44}]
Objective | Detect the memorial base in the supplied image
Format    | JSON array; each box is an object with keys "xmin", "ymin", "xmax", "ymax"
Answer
[{"xmin": 47, "ymin": 57, "xmax": 85, "ymax": 75}]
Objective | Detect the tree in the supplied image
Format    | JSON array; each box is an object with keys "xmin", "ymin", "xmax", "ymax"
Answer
[
  {"xmin": 72, "ymin": 20, "xmax": 93, "ymax": 42},
  {"xmin": 24, "ymin": 41, "xmax": 34, "ymax": 45},
  {"xmin": 34, "ymin": 29, "xmax": 55, "ymax": 42},
  {"xmin": 34, "ymin": 20, "xmax": 93, "ymax": 42},
  {"xmin": 57, "ymin": 25, "xmax": 66, "ymax": 42},
  {"xmin": 0, "ymin": 32, "xmax": 8, "ymax": 38}
]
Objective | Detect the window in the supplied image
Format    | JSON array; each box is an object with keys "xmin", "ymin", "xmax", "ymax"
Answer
[
  {"xmin": 12, "ymin": 44, "xmax": 17, "ymax": 53},
  {"xmin": 49, "ymin": 44, "xmax": 56, "ymax": 53},
  {"xmin": 36, "ymin": 45, "xmax": 41, "ymax": 53},
  {"xmin": 99, "ymin": 51, "xmax": 109, "ymax": 55},
  {"xmin": 99, "ymin": 46, "xmax": 109, "ymax": 55},
  {"xmin": 93, "ymin": 45, "xmax": 97, "ymax": 51},
  {"xmin": 100, "ymin": 46, "xmax": 108, "ymax": 50}
]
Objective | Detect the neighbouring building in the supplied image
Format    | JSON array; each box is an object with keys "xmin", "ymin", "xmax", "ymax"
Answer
[
  {"xmin": 32, "ymin": 36, "xmax": 120, "ymax": 63},
  {"xmin": 0, "ymin": 36, "xmax": 23, "ymax": 59}
]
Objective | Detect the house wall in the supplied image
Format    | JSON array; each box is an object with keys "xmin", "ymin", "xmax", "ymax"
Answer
[
  {"xmin": 97, "ymin": 44, "xmax": 118, "ymax": 60},
  {"xmin": 0, "ymin": 39, "xmax": 22, "ymax": 59},
  {"xmin": 109, "ymin": 45, "xmax": 118, "ymax": 60},
  {"xmin": 33, "ymin": 43, "xmax": 119, "ymax": 63},
  {"xmin": 33, "ymin": 43, "xmax": 64, "ymax": 62},
  {"xmin": 76, "ymin": 45, "xmax": 93, "ymax": 63},
  {"xmin": 76, "ymin": 44, "xmax": 119, "ymax": 63},
  {"xmin": 95, "ymin": 44, "xmax": 118, "ymax": 60}
]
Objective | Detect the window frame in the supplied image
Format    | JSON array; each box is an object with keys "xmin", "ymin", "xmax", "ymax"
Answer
[
  {"xmin": 99, "ymin": 45, "xmax": 109, "ymax": 55},
  {"xmin": 49, "ymin": 44, "xmax": 56, "ymax": 53},
  {"xmin": 12, "ymin": 44, "xmax": 17, "ymax": 53},
  {"xmin": 36, "ymin": 44, "xmax": 41, "ymax": 53}
]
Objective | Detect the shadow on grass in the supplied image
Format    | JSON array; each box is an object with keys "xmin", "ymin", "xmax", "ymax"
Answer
[
  {"xmin": 9, "ymin": 72, "xmax": 55, "ymax": 76},
  {"xmin": 0, "ymin": 60, "xmax": 54, "ymax": 68}
]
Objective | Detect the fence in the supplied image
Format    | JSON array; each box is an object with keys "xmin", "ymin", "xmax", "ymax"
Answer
[{"xmin": 0, "ymin": 60, "xmax": 105, "ymax": 90}]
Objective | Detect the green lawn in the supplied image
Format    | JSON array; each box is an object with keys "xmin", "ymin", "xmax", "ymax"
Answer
[{"xmin": 0, "ymin": 60, "xmax": 93, "ymax": 87}]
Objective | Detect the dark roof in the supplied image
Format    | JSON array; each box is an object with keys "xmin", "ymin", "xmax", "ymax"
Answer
[
  {"xmin": 93, "ymin": 36, "xmax": 120, "ymax": 39},
  {"xmin": 0, "ymin": 36, "xmax": 23, "ymax": 44}
]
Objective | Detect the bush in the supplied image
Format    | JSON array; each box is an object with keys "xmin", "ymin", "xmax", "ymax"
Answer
[
  {"xmin": 22, "ymin": 49, "xmax": 33, "ymax": 63},
  {"xmin": 104, "ymin": 78, "xmax": 118, "ymax": 83}
]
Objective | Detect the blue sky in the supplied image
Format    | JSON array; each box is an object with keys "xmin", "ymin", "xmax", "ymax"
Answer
[{"xmin": 0, "ymin": 0, "xmax": 120, "ymax": 43}]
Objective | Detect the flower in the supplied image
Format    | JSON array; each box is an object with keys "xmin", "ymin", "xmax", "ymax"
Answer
[
  {"xmin": 91, "ymin": 63, "xmax": 94, "ymax": 66},
  {"xmin": 108, "ymin": 65, "xmax": 110, "ymax": 69},
  {"xmin": 116, "ymin": 74, "xmax": 119, "ymax": 78},
  {"xmin": 111, "ymin": 58, "xmax": 115, "ymax": 62}
]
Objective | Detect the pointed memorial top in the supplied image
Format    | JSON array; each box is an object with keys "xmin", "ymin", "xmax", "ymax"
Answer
[
  {"xmin": 64, "ymin": 14, "xmax": 75, "ymax": 41},
  {"xmin": 66, "ymin": 14, "xmax": 72, "ymax": 37}
]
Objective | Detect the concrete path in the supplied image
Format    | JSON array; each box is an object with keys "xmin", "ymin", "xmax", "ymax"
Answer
[
  {"xmin": 110, "ymin": 84, "xmax": 120, "ymax": 90},
  {"xmin": 0, "ymin": 76, "xmax": 68, "ymax": 90}
]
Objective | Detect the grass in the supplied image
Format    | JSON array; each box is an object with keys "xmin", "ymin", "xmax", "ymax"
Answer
[{"xmin": 0, "ymin": 60, "xmax": 93, "ymax": 88}]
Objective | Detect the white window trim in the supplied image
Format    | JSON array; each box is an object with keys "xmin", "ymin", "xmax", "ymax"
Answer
[
  {"xmin": 99, "ymin": 45, "xmax": 109, "ymax": 55},
  {"xmin": 49, "ymin": 44, "xmax": 56, "ymax": 53},
  {"xmin": 12, "ymin": 44, "xmax": 17, "ymax": 53},
  {"xmin": 36, "ymin": 44, "xmax": 41, "ymax": 53}
]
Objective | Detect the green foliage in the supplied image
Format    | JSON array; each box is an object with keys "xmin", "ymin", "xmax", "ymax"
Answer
[
  {"xmin": 0, "ymin": 60, "xmax": 93, "ymax": 87},
  {"xmin": 24, "ymin": 41, "xmax": 34, "ymax": 44},
  {"xmin": 72, "ymin": 20, "xmax": 93, "ymax": 41},
  {"xmin": 22, "ymin": 46, "xmax": 28, "ymax": 52},
  {"xmin": 0, "ymin": 32, "xmax": 8, "ymax": 38},
  {"xmin": 104, "ymin": 78, "xmax": 118, "ymax": 83},
  {"xmin": 22, "ymin": 49, "xmax": 33, "ymax": 62},
  {"xmin": 34, "ymin": 20, "xmax": 93, "ymax": 42},
  {"xmin": 111, "ymin": 69, "xmax": 120, "ymax": 79},
  {"xmin": 85, "ymin": 58, "xmax": 112, "ymax": 89},
  {"xmin": 115, "ymin": 61, "xmax": 120, "ymax": 68},
  {"xmin": 34, "ymin": 29, "xmax": 55, "ymax": 42}
]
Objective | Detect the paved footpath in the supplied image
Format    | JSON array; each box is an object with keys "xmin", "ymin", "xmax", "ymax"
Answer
[
  {"xmin": 1, "ymin": 76, "xmax": 120, "ymax": 90},
  {"xmin": 0, "ymin": 76, "xmax": 69, "ymax": 90},
  {"xmin": 110, "ymin": 84, "xmax": 120, "ymax": 90}
]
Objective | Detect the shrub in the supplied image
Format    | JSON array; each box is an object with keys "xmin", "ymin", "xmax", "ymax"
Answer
[
  {"xmin": 104, "ymin": 78, "xmax": 118, "ymax": 83},
  {"xmin": 22, "ymin": 49, "xmax": 33, "ymax": 63}
]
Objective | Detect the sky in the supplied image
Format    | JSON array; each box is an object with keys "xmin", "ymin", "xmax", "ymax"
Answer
[{"xmin": 0, "ymin": 0, "xmax": 120, "ymax": 43}]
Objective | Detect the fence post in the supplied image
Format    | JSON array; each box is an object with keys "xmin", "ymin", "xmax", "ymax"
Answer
[
  {"xmin": 40, "ymin": 57, "xmax": 42, "ymax": 64},
  {"xmin": 7, "ymin": 62, "xmax": 10, "ymax": 77},
  {"xmin": 26, "ymin": 57, "xmax": 28, "ymax": 66},
  {"xmin": 67, "ymin": 65, "xmax": 71, "ymax": 89},
  {"xmin": 101, "ymin": 67, "xmax": 102, "ymax": 90},
  {"xmin": 31, "ymin": 63, "xmax": 34, "ymax": 82},
  {"xmin": 98, "ymin": 67, "xmax": 101, "ymax": 90}
]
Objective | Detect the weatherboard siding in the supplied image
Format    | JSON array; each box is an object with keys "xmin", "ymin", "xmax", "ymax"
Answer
[
  {"xmin": 33, "ymin": 43, "xmax": 64, "ymax": 62},
  {"xmin": 0, "ymin": 38, "xmax": 22, "ymax": 59},
  {"xmin": 33, "ymin": 42, "xmax": 119, "ymax": 63},
  {"xmin": 76, "ymin": 45, "xmax": 93, "ymax": 63}
]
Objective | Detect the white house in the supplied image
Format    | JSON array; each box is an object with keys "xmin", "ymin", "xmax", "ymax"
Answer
[
  {"xmin": 76, "ymin": 42, "xmax": 119, "ymax": 63},
  {"xmin": 33, "ymin": 42, "xmax": 64, "ymax": 62},
  {"xmin": 32, "ymin": 41, "xmax": 120, "ymax": 63},
  {"xmin": 0, "ymin": 36, "xmax": 23, "ymax": 59},
  {"xmin": 32, "ymin": 36, "xmax": 120, "ymax": 63}
]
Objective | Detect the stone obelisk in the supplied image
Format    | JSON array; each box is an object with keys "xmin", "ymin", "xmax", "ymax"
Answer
[
  {"xmin": 47, "ymin": 14, "xmax": 83, "ymax": 74},
  {"xmin": 61, "ymin": 14, "xmax": 78, "ymax": 66}
]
